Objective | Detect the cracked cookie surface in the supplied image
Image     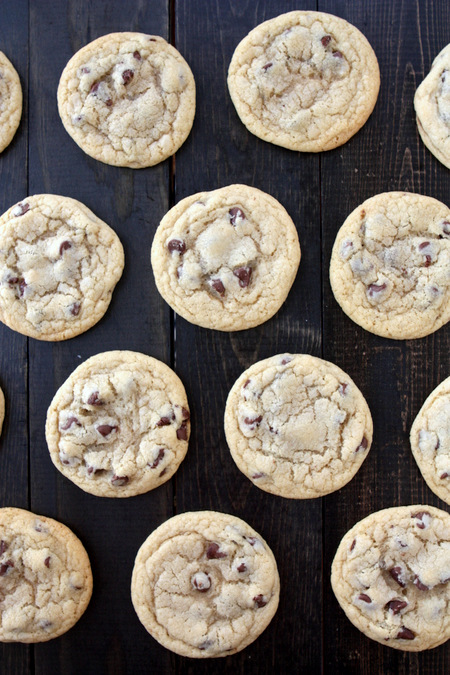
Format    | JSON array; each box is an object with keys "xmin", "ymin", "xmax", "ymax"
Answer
[
  {"xmin": 329, "ymin": 192, "xmax": 450, "ymax": 339},
  {"xmin": 331, "ymin": 505, "xmax": 450, "ymax": 651},
  {"xmin": 227, "ymin": 11, "xmax": 379, "ymax": 152},
  {"xmin": 0, "ymin": 507, "xmax": 92, "ymax": 643},
  {"xmin": 57, "ymin": 32, "xmax": 195, "ymax": 167},
  {"xmin": 131, "ymin": 511, "xmax": 279, "ymax": 657},
  {"xmin": 224, "ymin": 353, "xmax": 372, "ymax": 498},
  {"xmin": 414, "ymin": 43, "xmax": 450, "ymax": 170},
  {"xmin": 0, "ymin": 194, "xmax": 124, "ymax": 341},
  {"xmin": 151, "ymin": 184, "xmax": 300, "ymax": 331},
  {"xmin": 46, "ymin": 351, "xmax": 190, "ymax": 497},
  {"xmin": 0, "ymin": 51, "xmax": 22, "ymax": 153},
  {"xmin": 410, "ymin": 377, "xmax": 450, "ymax": 505}
]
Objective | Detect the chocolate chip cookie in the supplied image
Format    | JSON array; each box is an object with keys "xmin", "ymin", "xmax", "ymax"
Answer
[
  {"xmin": 46, "ymin": 351, "xmax": 190, "ymax": 497},
  {"xmin": 410, "ymin": 376, "xmax": 450, "ymax": 505},
  {"xmin": 329, "ymin": 192, "xmax": 450, "ymax": 339},
  {"xmin": 57, "ymin": 32, "xmax": 195, "ymax": 167},
  {"xmin": 228, "ymin": 11, "xmax": 380, "ymax": 152},
  {"xmin": 0, "ymin": 194, "xmax": 124, "ymax": 341},
  {"xmin": 151, "ymin": 184, "xmax": 300, "ymax": 331},
  {"xmin": 331, "ymin": 505, "xmax": 450, "ymax": 651},
  {"xmin": 0, "ymin": 51, "xmax": 22, "ymax": 153},
  {"xmin": 224, "ymin": 353, "xmax": 372, "ymax": 498},
  {"xmin": 0, "ymin": 507, "xmax": 92, "ymax": 642},
  {"xmin": 414, "ymin": 44, "xmax": 450, "ymax": 169},
  {"xmin": 131, "ymin": 511, "xmax": 279, "ymax": 657}
]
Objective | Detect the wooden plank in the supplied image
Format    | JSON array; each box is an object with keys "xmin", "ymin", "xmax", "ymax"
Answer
[
  {"xmin": 320, "ymin": 1, "xmax": 450, "ymax": 674},
  {"xmin": 173, "ymin": 2, "xmax": 322, "ymax": 673},
  {"xmin": 26, "ymin": 2, "xmax": 173, "ymax": 674},
  {"xmin": 0, "ymin": 2, "xmax": 30, "ymax": 674}
]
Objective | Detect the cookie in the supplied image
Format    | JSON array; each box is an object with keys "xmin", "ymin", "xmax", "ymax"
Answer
[
  {"xmin": 0, "ymin": 385, "xmax": 4, "ymax": 436},
  {"xmin": 0, "ymin": 194, "xmax": 124, "ymax": 341},
  {"xmin": 0, "ymin": 51, "xmax": 22, "ymax": 153},
  {"xmin": 131, "ymin": 510, "xmax": 279, "ymax": 657},
  {"xmin": 227, "ymin": 11, "xmax": 379, "ymax": 152},
  {"xmin": 329, "ymin": 192, "xmax": 450, "ymax": 339},
  {"xmin": 45, "ymin": 350, "xmax": 190, "ymax": 498},
  {"xmin": 410, "ymin": 377, "xmax": 450, "ymax": 505},
  {"xmin": 414, "ymin": 44, "xmax": 450, "ymax": 170},
  {"xmin": 0, "ymin": 507, "xmax": 92, "ymax": 642},
  {"xmin": 151, "ymin": 184, "xmax": 300, "ymax": 331},
  {"xmin": 331, "ymin": 505, "xmax": 450, "ymax": 651},
  {"xmin": 57, "ymin": 32, "xmax": 195, "ymax": 168},
  {"xmin": 224, "ymin": 353, "xmax": 372, "ymax": 499}
]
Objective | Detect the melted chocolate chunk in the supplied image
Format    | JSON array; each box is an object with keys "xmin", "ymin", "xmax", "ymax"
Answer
[
  {"xmin": 350, "ymin": 539, "xmax": 356, "ymax": 552},
  {"xmin": 332, "ymin": 50, "xmax": 343, "ymax": 58},
  {"xmin": 111, "ymin": 475, "xmax": 128, "ymax": 487},
  {"xmin": 418, "ymin": 241, "xmax": 430, "ymax": 250},
  {"xmin": 397, "ymin": 627, "xmax": 415, "ymax": 640},
  {"xmin": 358, "ymin": 593, "xmax": 371, "ymax": 603},
  {"xmin": 321, "ymin": 35, "xmax": 332, "ymax": 47},
  {"xmin": 70, "ymin": 302, "xmax": 81, "ymax": 316},
  {"xmin": 181, "ymin": 407, "xmax": 190, "ymax": 420},
  {"xmin": 244, "ymin": 415, "xmax": 263, "ymax": 427},
  {"xmin": 168, "ymin": 239, "xmax": 186, "ymax": 254},
  {"xmin": 176, "ymin": 421, "xmax": 188, "ymax": 440},
  {"xmin": 192, "ymin": 573, "xmax": 211, "ymax": 592},
  {"xmin": 105, "ymin": 98, "xmax": 113, "ymax": 107},
  {"xmin": 44, "ymin": 557, "xmax": 51, "ymax": 568},
  {"xmin": 356, "ymin": 436, "xmax": 368, "ymax": 452},
  {"xmin": 90, "ymin": 82, "xmax": 100, "ymax": 94},
  {"xmin": 252, "ymin": 472, "xmax": 265, "ymax": 479},
  {"xmin": 411, "ymin": 511, "xmax": 430, "ymax": 529},
  {"xmin": 59, "ymin": 240, "xmax": 72, "ymax": 255},
  {"xmin": 339, "ymin": 382, "xmax": 348, "ymax": 395},
  {"xmin": 97, "ymin": 424, "xmax": 118, "ymax": 437},
  {"xmin": 389, "ymin": 566, "xmax": 406, "ymax": 587},
  {"xmin": 156, "ymin": 417, "xmax": 171, "ymax": 427},
  {"xmin": 229, "ymin": 207, "xmax": 245, "ymax": 225},
  {"xmin": 0, "ymin": 560, "xmax": 14, "ymax": 576},
  {"xmin": 237, "ymin": 563, "xmax": 247, "ymax": 573},
  {"xmin": 133, "ymin": 51, "xmax": 141, "ymax": 60},
  {"xmin": 253, "ymin": 594, "xmax": 267, "ymax": 608},
  {"xmin": 0, "ymin": 540, "xmax": 7, "ymax": 555},
  {"xmin": 440, "ymin": 472, "xmax": 448, "ymax": 479},
  {"xmin": 233, "ymin": 266, "xmax": 252, "ymax": 288},
  {"xmin": 8, "ymin": 277, "xmax": 26, "ymax": 297},
  {"xmin": 60, "ymin": 416, "xmax": 81, "ymax": 431},
  {"xmin": 14, "ymin": 202, "xmax": 30, "ymax": 216},
  {"xmin": 210, "ymin": 278, "xmax": 225, "ymax": 296},
  {"xmin": 206, "ymin": 542, "xmax": 227, "ymax": 559},
  {"xmin": 368, "ymin": 282, "xmax": 387, "ymax": 296},
  {"xmin": 87, "ymin": 392, "xmax": 103, "ymax": 406},
  {"xmin": 150, "ymin": 449, "xmax": 165, "ymax": 469},
  {"xmin": 413, "ymin": 575, "xmax": 428, "ymax": 591},
  {"xmin": 386, "ymin": 599, "xmax": 407, "ymax": 615},
  {"xmin": 262, "ymin": 62, "xmax": 273, "ymax": 71},
  {"xmin": 122, "ymin": 69, "xmax": 134, "ymax": 85}
]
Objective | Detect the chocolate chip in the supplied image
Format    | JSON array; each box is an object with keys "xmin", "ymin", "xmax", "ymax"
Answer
[
  {"xmin": 176, "ymin": 421, "xmax": 188, "ymax": 440},
  {"xmin": 397, "ymin": 627, "xmax": 415, "ymax": 640},
  {"xmin": 60, "ymin": 416, "xmax": 81, "ymax": 431},
  {"xmin": 358, "ymin": 593, "xmax": 371, "ymax": 603},
  {"xmin": 262, "ymin": 62, "xmax": 273, "ymax": 71},
  {"xmin": 233, "ymin": 266, "xmax": 252, "ymax": 288},
  {"xmin": 339, "ymin": 382, "xmax": 348, "ymax": 395},
  {"xmin": 156, "ymin": 417, "xmax": 171, "ymax": 427},
  {"xmin": 0, "ymin": 560, "xmax": 14, "ymax": 576},
  {"xmin": 105, "ymin": 98, "xmax": 113, "ymax": 107},
  {"xmin": 332, "ymin": 50, "xmax": 343, "ymax": 58},
  {"xmin": 81, "ymin": 67, "xmax": 90, "ymax": 74},
  {"xmin": 133, "ymin": 51, "xmax": 141, "ymax": 60},
  {"xmin": 97, "ymin": 424, "xmax": 118, "ymax": 437},
  {"xmin": 19, "ymin": 279, "xmax": 27, "ymax": 297},
  {"xmin": 150, "ymin": 449, "xmax": 165, "ymax": 469},
  {"xmin": 111, "ymin": 475, "xmax": 128, "ymax": 486},
  {"xmin": 321, "ymin": 35, "xmax": 332, "ymax": 47},
  {"xmin": 389, "ymin": 566, "xmax": 406, "ymax": 587},
  {"xmin": 411, "ymin": 511, "xmax": 430, "ymax": 528},
  {"xmin": 90, "ymin": 82, "xmax": 100, "ymax": 94},
  {"xmin": 168, "ymin": 239, "xmax": 186, "ymax": 254},
  {"xmin": 243, "ymin": 379, "xmax": 250, "ymax": 389},
  {"xmin": 386, "ymin": 599, "xmax": 407, "ymax": 615},
  {"xmin": 44, "ymin": 557, "xmax": 50, "ymax": 568},
  {"xmin": 440, "ymin": 472, "xmax": 448, "ymax": 479},
  {"xmin": 70, "ymin": 302, "xmax": 81, "ymax": 316},
  {"xmin": 59, "ymin": 241, "xmax": 72, "ymax": 255},
  {"xmin": 0, "ymin": 540, "xmax": 7, "ymax": 555},
  {"xmin": 368, "ymin": 282, "xmax": 387, "ymax": 296},
  {"xmin": 40, "ymin": 620, "xmax": 52, "ymax": 629},
  {"xmin": 237, "ymin": 563, "xmax": 247, "ymax": 573},
  {"xmin": 441, "ymin": 221, "xmax": 450, "ymax": 236},
  {"xmin": 198, "ymin": 640, "xmax": 214, "ymax": 650},
  {"xmin": 413, "ymin": 575, "xmax": 428, "ymax": 591},
  {"xmin": 122, "ymin": 69, "xmax": 134, "ymax": 85},
  {"xmin": 206, "ymin": 542, "xmax": 226, "ymax": 559},
  {"xmin": 356, "ymin": 436, "xmax": 368, "ymax": 452},
  {"xmin": 229, "ymin": 207, "xmax": 245, "ymax": 225},
  {"xmin": 418, "ymin": 241, "xmax": 430, "ymax": 250},
  {"xmin": 350, "ymin": 539, "xmax": 356, "ymax": 552},
  {"xmin": 244, "ymin": 415, "xmax": 263, "ymax": 426},
  {"xmin": 210, "ymin": 278, "xmax": 225, "ymax": 296},
  {"xmin": 9, "ymin": 277, "xmax": 27, "ymax": 297},
  {"xmin": 87, "ymin": 392, "xmax": 103, "ymax": 406},
  {"xmin": 252, "ymin": 472, "xmax": 265, "ymax": 479},
  {"xmin": 181, "ymin": 407, "xmax": 190, "ymax": 420},
  {"xmin": 13, "ymin": 202, "xmax": 30, "ymax": 216},
  {"xmin": 253, "ymin": 594, "xmax": 267, "ymax": 608},
  {"xmin": 192, "ymin": 572, "xmax": 211, "ymax": 592},
  {"xmin": 281, "ymin": 357, "xmax": 292, "ymax": 365},
  {"xmin": 159, "ymin": 468, "xmax": 167, "ymax": 477}
]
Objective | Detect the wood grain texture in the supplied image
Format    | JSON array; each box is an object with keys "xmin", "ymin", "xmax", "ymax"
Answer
[{"xmin": 0, "ymin": 0, "xmax": 448, "ymax": 673}]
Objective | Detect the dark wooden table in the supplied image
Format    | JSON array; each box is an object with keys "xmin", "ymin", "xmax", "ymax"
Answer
[{"xmin": 0, "ymin": 1, "xmax": 449, "ymax": 673}]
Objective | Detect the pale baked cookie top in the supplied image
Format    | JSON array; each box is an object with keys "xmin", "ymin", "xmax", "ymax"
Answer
[
  {"xmin": 410, "ymin": 377, "xmax": 450, "ymax": 505},
  {"xmin": 224, "ymin": 354, "xmax": 372, "ymax": 499},
  {"xmin": 57, "ymin": 32, "xmax": 195, "ymax": 168},
  {"xmin": 131, "ymin": 511, "xmax": 279, "ymax": 658},
  {"xmin": 331, "ymin": 505, "xmax": 450, "ymax": 651},
  {"xmin": 0, "ymin": 507, "xmax": 92, "ymax": 643},
  {"xmin": 0, "ymin": 385, "xmax": 4, "ymax": 437},
  {"xmin": 0, "ymin": 51, "xmax": 22, "ymax": 153},
  {"xmin": 0, "ymin": 194, "xmax": 124, "ymax": 341},
  {"xmin": 227, "ymin": 11, "xmax": 380, "ymax": 152},
  {"xmin": 414, "ymin": 44, "xmax": 450, "ymax": 170},
  {"xmin": 46, "ymin": 351, "xmax": 190, "ymax": 498},
  {"xmin": 329, "ymin": 192, "xmax": 450, "ymax": 339},
  {"xmin": 151, "ymin": 184, "xmax": 300, "ymax": 331}
]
